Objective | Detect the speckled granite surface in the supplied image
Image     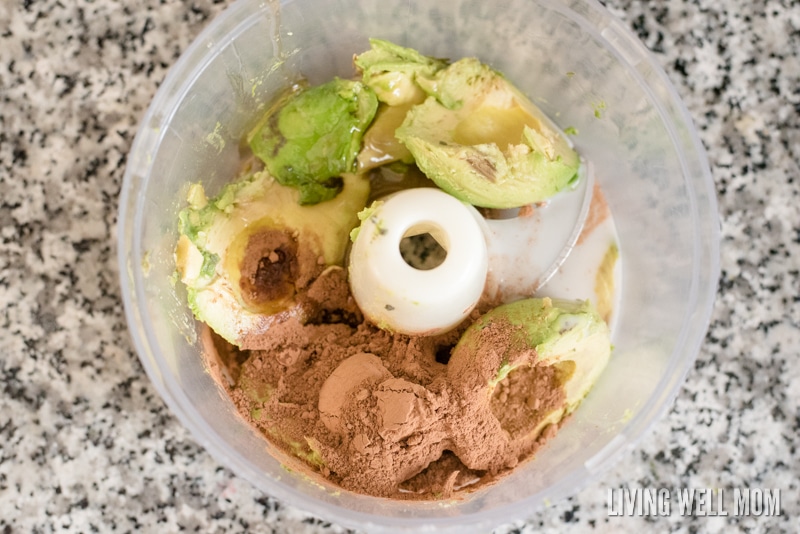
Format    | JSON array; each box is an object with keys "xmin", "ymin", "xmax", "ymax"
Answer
[{"xmin": 1, "ymin": 0, "xmax": 798, "ymax": 532}]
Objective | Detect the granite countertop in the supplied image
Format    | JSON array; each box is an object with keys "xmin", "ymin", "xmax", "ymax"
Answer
[{"xmin": 1, "ymin": 0, "xmax": 798, "ymax": 532}]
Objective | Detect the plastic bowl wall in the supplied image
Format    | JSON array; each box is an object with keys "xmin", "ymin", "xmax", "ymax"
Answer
[{"xmin": 118, "ymin": 0, "xmax": 719, "ymax": 531}]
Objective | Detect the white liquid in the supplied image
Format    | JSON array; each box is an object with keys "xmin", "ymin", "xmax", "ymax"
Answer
[
  {"xmin": 534, "ymin": 186, "xmax": 622, "ymax": 335},
  {"xmin": 482, "ymin": 163, "xmax": 594, "ymax": 303}
]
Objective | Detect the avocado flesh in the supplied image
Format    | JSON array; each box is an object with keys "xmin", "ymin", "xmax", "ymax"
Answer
[
  {"xmin": 354, "ymin": 39, "xmax": 443, "ymax": 171},
  {"xmin": 175, "ymin": 171, "xmax": 369, "ymax": 345},
  {"xmin": 595, "ymin": 243, "xmax": 619, "ymax": 324},
  {"xmin": 354, "ymin": 38, "xmax": 448, "ymax": 106},
  {"xmin": 396, "ymin": 58, "xmax": 580, "ymax": 208},
  {"xmin": 248, "ymin": 78, "xmax": 378, "ymax": 205},
  {"xmin": 356, "ymin": 101, "xmax": 418, "ymax": 172},
  {"xmin": 449, "ymin": 297, "xmax": 610, "ymax": 437}
]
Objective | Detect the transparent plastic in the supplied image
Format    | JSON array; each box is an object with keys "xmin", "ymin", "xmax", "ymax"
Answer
[{"xmin": 118, "ymin": 0, "xmax": 719, "ymax": 531}]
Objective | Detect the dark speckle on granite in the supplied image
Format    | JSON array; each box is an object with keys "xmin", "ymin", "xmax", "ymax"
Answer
[{"xmin": 1, "ymin": 0, "xmax": 798, "ymax": 532}]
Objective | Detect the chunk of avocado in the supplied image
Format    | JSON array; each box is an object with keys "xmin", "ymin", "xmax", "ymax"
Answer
[
  {"xmin": 448, "ymin": 297, "xmax": 610, "ymax": 415},
  {"xmin": 396, "ymin": 58, "xmax": 580, "ymax": 208},
  {"xmin": 354, "ymin": 39, "xmax": 447, "ymax": 170},
  {"xmin": 354, "ymin": 38, "xmax": 448, "ymax": 106},
  {"xmin": 595, "ymin": 243, "xmax": 619, "ymax": 325},
  {"xmin": 175, "ymin": 171, "xmax": 369, "ymax": 346},
  {"xmin": 248, "ymin": 79, "xmax": 378, "ymax": 205}
]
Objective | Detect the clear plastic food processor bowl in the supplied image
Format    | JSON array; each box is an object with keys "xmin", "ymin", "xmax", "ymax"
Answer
[{"xmin": 118, "ymin": 0, "xmax": 720, "ymax": 531}]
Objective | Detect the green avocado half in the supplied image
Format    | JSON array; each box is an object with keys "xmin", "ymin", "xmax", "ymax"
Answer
[
  {"xmin": 175, "ymin": 170, "xmax": 369, "ymax": 346},
  {"xmin": 448, "ymin": 297, "xmax": 611, "ymax": 414},
  {"xmin": 396, "ymin": 58, "xmax": 580, "ymax": 208}
]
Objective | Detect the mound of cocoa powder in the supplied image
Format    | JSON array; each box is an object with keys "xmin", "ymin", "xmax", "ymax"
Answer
[{"xmin": 203, "ymin": 266, "xmax": 566, "ymax": 500}]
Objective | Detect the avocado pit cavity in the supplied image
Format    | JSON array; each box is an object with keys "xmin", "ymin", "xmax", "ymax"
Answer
[{"xmin": 239, "ymin": 229, "xmax": 299, "ymax": 307}]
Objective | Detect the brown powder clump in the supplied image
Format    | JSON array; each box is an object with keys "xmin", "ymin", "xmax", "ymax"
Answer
[
  {"xmin": 399, "ymin": 451, "xmax": 485, "ymax": 498},
  {"xmin": 577, "ymin": 182, "xmax": 610, "ymax": 245},
  {"xmin": 203, "ymin": 267, "xmax": 569, "ymax": 500},
  {"xmin": 490, "ymin": 364, "xmax": 566, "ymax": 457}
]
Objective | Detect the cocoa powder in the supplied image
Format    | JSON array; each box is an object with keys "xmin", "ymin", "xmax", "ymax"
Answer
[
  {"xmin": 203, "ymin": 268, "xmax": 568, "ymax": 500},
  {"xmin": 576, "ymin": 182, "xmax": 610, "ymax": 245}
]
